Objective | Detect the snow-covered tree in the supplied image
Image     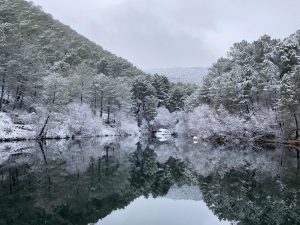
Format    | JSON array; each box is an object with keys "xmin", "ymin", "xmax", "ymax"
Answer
[{"xmin": 279, "ymin": 66, "xmax": 300, "ymax": 138}]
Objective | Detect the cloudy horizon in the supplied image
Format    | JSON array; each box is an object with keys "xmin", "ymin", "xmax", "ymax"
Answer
[{"xmin": 30, "ymin": 0, "xmax": 300, "ymax": 70}]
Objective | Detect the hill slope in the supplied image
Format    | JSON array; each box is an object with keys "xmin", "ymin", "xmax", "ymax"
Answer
[
  {"xmin": 0, "ymin": 0, "xmax": 145, "ymax": 78},
  {"xmin": 0, "ymin": 0, "xmax": 199, "ymax": 140},
  {"xmin": 0, "ymin": 0, "xmax": 148, "ymax": 139}
]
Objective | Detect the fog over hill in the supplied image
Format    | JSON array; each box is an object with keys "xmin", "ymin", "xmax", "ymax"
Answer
[{"xmin": 146, "ymin": 67, "xmax": 208, "ymax": 85}]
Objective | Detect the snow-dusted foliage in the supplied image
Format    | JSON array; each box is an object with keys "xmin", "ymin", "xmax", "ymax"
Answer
[
  {"xmin": 186, "ymin": 105, "xmax": 223, "ymax": 139},
  {"xmin": 45, "ymin": 103, "xmax": 140, "ymax": 138},
  {"xmin": 150, "ymin": 107, "xmax": 177, "ymax": 129},
  {"xmin": 174, "ymin": 111, "xmax": 188, "ymax": 136},
  {"xmin": 116, "ymin": 112, "xmax": 140, "ymax": 136},
  {"xmin": 66, "ymin": 103, "xmax": 104, "ymax": 137},
  {"xmin": 196, "ymin": 32, "xmax": 300, "ymax": 138},
  {"xmin": 177, "ymin": 105, "xmax": 278, "ymax": 141}
]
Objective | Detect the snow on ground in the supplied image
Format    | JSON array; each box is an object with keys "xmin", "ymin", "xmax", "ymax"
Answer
[
  {"xmin": 0, "ymin": 104, "xmax": 139, "ymax": 140},
  {"xmin": 0, "ymin": 112, "xmax": 36, "ymax": 140}
]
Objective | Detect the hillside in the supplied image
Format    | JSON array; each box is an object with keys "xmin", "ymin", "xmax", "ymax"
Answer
[
  {"xmin": 0, "ymin": 0, "xmax": 145, "ymax": 78},
  {"xmin": 0, "ymin": 0, "xmax": 198, "ymax": 140},
  {"xmin": 146, "ymin": 67, "xmax": 208, "ymax": 85}
]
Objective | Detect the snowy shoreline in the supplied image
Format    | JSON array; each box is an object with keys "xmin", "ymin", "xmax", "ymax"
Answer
[
  {"xmin": 0, "ymin": 105, "xmax": 287, "ymax": 145},
  {"xmin": 0, "ymin": 133, "xmax": 131, "ymax": 143},
  {"xmin": 0, "ymin": 104, "xmax": 140, "ymax": 143}
]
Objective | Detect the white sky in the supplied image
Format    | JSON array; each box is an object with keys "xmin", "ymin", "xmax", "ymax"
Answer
[{"xmin": 30, "ymin": 0, "xmax": 300, "ymax": 70}]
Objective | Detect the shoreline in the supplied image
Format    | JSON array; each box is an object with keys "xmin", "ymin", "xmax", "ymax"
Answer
[
  {"xmin": 1, "ymin": 133, "xmax": 299, "ymax": 151},
  {"xmin": 0, "ymin": 134, "xmax": 132, "ymax": 143}
]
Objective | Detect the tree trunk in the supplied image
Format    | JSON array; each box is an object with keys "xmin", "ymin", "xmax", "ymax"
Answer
[
  {"xmin": 297, "ymin": 150, "xmax": 299, "ymax": 171},
  {"xmin": 107, "ymin": 99, "xmax": 110, "ymax": 124},
  {"xmin": 80, "ymin": 81, "xmax": 83, "ymax": 104},
  {"xmin": 12, "ymin": 83, "xmax": 24, "ymax": 110},
  {"xmin": 12, "ymin": 86, "xmax": 20, "ymax": 110},
  {"xmin": 100, "ymin": 91, "xmax": 103, "ymax": 118},
  {"xmin": 7, "ymin": 89, "xmax": 9, "ymax": 102},
  {"xmin": 17, "ymin": 85, "xmax": 25, "ymax": 109},
  {"xmin": 37, "ymin": 115, "xmax": 50, "ymax": 139},
  {"xmin": 20, "ymin": 95, "xmax": 24, "ymax": 109},
  {"xmin": 94, "ymin": 88, "xmax": 97, "ymax": 115},
  {"xmin": 246, "ymin": 103, "xmax": 250, "ymax": 113},
  {"xmin": 0, "ymin": 73, "xmax": 6, "ymax": 111},
  {"xmin": 34, "ymin": 85, "xmax": 37, "ymax": 98},
  {"xmin": 294, "ymin": 113, "xmax": 299, "ymax": 139},
  {"xmin": 37, "ymin": 87, "xmax": 56, "ymax": 139},
  {"xmin": 52, "ymin": 88, "xmax": 56, "ymax": 105}
]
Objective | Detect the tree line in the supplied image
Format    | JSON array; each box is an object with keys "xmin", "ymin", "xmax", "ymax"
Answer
[
  {"xmin": 0, "ymin": 0, "xmax": 196, "ymax": 135},
  {"xmin": 186, "ymin": 33, "xmax": 300, "ymax": 138}
]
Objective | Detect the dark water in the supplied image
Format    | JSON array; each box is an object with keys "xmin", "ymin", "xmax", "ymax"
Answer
[{"xmin": 0, "ymin": 138, "xmax": 299, "ymax": 225}]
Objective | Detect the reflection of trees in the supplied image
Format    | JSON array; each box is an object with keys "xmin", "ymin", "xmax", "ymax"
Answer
[
  {"xmin": 130, "ymin": 144, "xmax": 192, "ymax": 198},
  {"xmin": 198, "ymin": 167, "xmax": 300, "ymax": 225},
  {"xmin": 0, "ymin": 141, "xmax": 131, "ymax": 225},
  {"xmin": 1, "ymin": 139, "xmax": 299, "ymax": 225},
  {"xmin": 0, "ymin": 141, "xmax": 193, "ymax": 225}
]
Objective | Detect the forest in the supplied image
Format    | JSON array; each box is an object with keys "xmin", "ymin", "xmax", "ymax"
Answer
[
  {"xmin": 0, "ymin": 0, "xmax": 300, "ymax": 143},
  {"xmin": 0, "ymin": 0, "xmax": 196, "ymax": 140}
]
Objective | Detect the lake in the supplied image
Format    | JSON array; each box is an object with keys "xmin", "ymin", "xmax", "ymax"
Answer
[{"xmin": 0, "ymin": 137, "xmax": 299, "ymax": 225}]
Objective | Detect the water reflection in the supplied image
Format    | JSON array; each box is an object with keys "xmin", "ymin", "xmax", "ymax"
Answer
[
  {"xmin": 96, "ymin": 195, "xmax": 230, "ymax": 225},
  {"xmin": 0, "ymin": 138, "xmax": 299, "ymax": 225}
]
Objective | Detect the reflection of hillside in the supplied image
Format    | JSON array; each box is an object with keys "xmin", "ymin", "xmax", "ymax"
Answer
[
  {"xmin": 198, "ymin": 167, "xmax": 300, "ymax": 225},
  {"xmin": 151, "ymin": 140, "xmax": 300, "ymax": 224},
  {"xmin": 0, "ymin": 139, "xmax": 194, "ymax": 225},
  {"xmin": 0, "ymin": 144, "xmax": 133, "ymax": 225},
  {"xmin": 0, "ymin": 139, "xmax": 299, "ymax": 225},
  {"xmin": 152, "ymin": 138, "xmax": 299, "ymax": 178}
]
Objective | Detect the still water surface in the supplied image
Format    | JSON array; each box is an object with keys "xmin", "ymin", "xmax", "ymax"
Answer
[
  {"xmin": 97, "ymin": 196, "xmax": 230, "ymax": 225},
  {"xmin": 0, "ymin": 137, "xmax": 299, "ymax": 225}
]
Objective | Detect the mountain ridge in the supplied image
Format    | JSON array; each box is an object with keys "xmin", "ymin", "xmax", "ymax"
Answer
[
  {"xmin": 146, "ymin": 67, "xmax": 208, "ymax": 85},
  {"xmin": 1, "ymin": 0, "xmax": 145, "ymax": 79}
]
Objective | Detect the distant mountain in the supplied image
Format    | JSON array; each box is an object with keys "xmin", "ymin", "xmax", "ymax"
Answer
[{"xmin": 146, "ymin": 67, "xmax": 208, "ymax": 85}]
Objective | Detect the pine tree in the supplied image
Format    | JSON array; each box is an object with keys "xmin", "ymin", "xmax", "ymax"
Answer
[{"xmin": 279, "ymin": 66, "xmax": 300, "ymax": 138}]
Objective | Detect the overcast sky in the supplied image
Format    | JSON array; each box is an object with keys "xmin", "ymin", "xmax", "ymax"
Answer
[{"xmin": 30, "ymin": 0, "xmax": 300, "ymax": 70}]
